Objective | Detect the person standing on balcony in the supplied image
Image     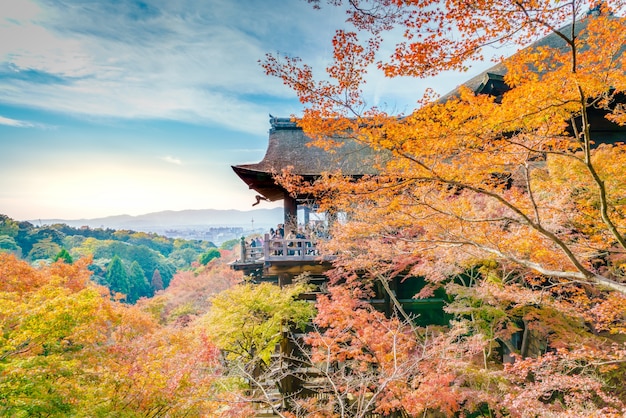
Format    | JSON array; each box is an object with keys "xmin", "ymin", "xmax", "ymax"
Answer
[{"xmin": 286, "ymin": 229, "xmax": 297, "ymax": 255}]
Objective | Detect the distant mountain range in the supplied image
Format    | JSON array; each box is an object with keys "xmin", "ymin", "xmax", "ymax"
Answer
[{"xmin": 33, "ymin": 208, "xmax": 284, "ymax": 231}]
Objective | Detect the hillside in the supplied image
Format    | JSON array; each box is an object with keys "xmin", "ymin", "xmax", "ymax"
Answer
[{"xmin": 33, "ymin": 207, "xmax": 284, "ymax": 231}]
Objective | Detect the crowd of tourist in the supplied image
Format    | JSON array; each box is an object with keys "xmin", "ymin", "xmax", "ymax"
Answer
[{"xmin": 245, "ymin": 222, "xmax": 328, "ymax": 257}]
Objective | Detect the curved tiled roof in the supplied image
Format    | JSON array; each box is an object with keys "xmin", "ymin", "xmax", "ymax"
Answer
[
  {"xmin": 441, "ymin": 14, "xmax": 625, "ymax": 101},
  {"xmin": 234, "ymin": 117, "xmax": 381, "ymax": 176},
  {"xmin": 232, "ymin": 117, "xmax": 384, "ymax": 201},
  {"xmin": 439, "ymin": 20, "xmax": 582, "ymax": 101},
  {"xmin": 233, "ymin": 14, "xmax": 625, "ymax": 201}
]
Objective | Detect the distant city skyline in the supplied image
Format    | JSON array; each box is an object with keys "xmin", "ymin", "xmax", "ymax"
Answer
[
  {"xmin": 0, "ymin": 0, "xmax": 497, "ymax": 221},
  {"xmin": 25, "ymin": 206, "xmax": 286, "ymax": 245}
]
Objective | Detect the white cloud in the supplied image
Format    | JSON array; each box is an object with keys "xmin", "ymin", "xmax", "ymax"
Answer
[
  {"xmin": 161, "ymin": 155, "xmax": 182, "ymax": 165},
  {"xmin": 0, "ymin": 1, "xmax": 42, "ymax": 22},
  {"xmin": 0, "ymin": 0, "xmax": 348, "ymax": 134},
  {"xmin": 0, "ymin": 0, "xmax": 504, "ymax": 135},
  {"xmin": 0, "ymin": 115, "xmax": 35, "ymax": 127}
]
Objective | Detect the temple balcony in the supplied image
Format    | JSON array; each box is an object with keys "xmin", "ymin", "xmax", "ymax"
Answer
[{"xmin": 230, "ymin": 234, "xmax": 335, "ymax": 280}]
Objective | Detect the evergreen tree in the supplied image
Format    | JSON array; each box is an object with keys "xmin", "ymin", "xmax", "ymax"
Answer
[
  {"xmin": 128, "ymin": 261, "xmax": 151, "ymax": 302},
  {"xmin": 199, "ymin": 248, "xmax": 221, "ymax": 265},
  {"xmin": 155, "ymin": 261, "xmax": 175, "ymax": 288},
  {"xmin": 0, "ymin": 215, "xmax": 19, "ymax": 237},
  {"xmin": 53, "ymin": 248, "xmax": 73, "ymax": 264},
  {"xmin": 106, "ymin": 255, "xmax": 130, "ymax": 300},
  {"xmin": 0, "ymin": 235, "xmax": 19, "ymax": 254},
  {"xmin": 151, "ymin": 268, "xmax": 164, "ymax": 292}
]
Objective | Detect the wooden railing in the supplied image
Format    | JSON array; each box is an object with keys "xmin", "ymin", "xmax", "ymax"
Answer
[
  {"xmin": 239, "ymin": 241, "xmax": 264, "ymax": 263},
  {"xmin": 238, "ymin": 234, "xmax": 324, "ymax": 264}
]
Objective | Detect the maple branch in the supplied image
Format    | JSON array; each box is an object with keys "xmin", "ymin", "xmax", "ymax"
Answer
[
  {"xmin": 524, "ymin": 162, "xmax": 542, "ymax": 225},
  {"xmin": 590, "ymin": 358, "xmax": 626, "ymax": 366},
  {"xmin": 405, "ymin": 234, "xmax": 626, "ymax": 293},
  {"xmin": 399, "ymin": 149, "xmax": 594, "ymax": 272},
  {"xmin": 375, "ymin": 272, "xmax": 423, "ymax": 339},
  {"xmin": 236, "ymin": 363, "xmax": 290, "ymax": 418},
  {"xmin": 413, "ymin": 194, "xmax": 522, "ymax": 225},
  {"xmin": 346, "ymin": 0, "xmax": 402, "ymax": 22},
  {"xmin": 513, "ymin": 0, "xmax": 576, "ymax": 55},
  {"xmin": 457, "ymin": 186, "xmax": 626, "ymax": 293},
  {"xmin": 0, "ymin": 339, "xmax": 32, "ymax": 361},
  {"xmin": 307, "ymin": 328, "xmax": 350, "ymax": 416},
  {"xmin": 390, "ymin": 138, "xmax": 626, "ymax": 294},
  {"xmin": 576, "ymin": 86, "xmax": 626, "ymax": 252},
  {"xmin": 500, "ymin": 135, "xmax": 584, "ymax": 161},
  {"xmin": 286, "ymin": 325, "xmax": 412, "ymax": 418},
  {"xmin": 262, "ymin": 54, "xmax": 364, "ymax": 118}
]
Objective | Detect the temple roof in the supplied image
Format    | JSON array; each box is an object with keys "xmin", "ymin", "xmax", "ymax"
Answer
[
  {"xmin": 440, "ymin": 14, "xmax": 624, "ymax": 101},
  {"xmin": 232, "ymin": 13, "xmax": 625, "ymax": 202},
  {"xmin": 232, "ymin": 117, "xmax": 382, "ymax": 201},
  {"xmin": 440, "ymin": 22, "xmax": 579, "ymax": 101}
]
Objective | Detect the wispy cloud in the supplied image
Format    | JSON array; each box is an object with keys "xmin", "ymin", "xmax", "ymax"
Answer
[
  {"xmin": 0, "ymin": 115, "xmax": 36, "ymax": 128},
  {"xmin": 161, "ymin": 155, "xmax": 182, "ymax": 165},
  {"xmin": 0, "ymin": 0, "xmax": 484, "ymax": 138},
  {"xmin": 0, "ymin": 0, "xmax": 353, "ymax": 135}
]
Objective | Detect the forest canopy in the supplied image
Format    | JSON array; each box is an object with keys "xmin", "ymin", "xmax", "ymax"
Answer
[{"xmin": 0, "ymin": 214, "xmax": 218, "ymax": 302}]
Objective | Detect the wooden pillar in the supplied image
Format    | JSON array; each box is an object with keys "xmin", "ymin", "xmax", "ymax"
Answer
[
  {"xmin": 278, "ymin": 273, "xmax": 292, "ymax": 288},
  {"xmin": 239, "ymin": 236, "xmax": 246, "ymax": 262},
  {"xmin": 279, "ymin": 326, "xmax": 301, "ymax": 403},
  {"xmin": 302, "ymin": 205, "xmax": 310, "ymax": 228},
  {"xmin": 284, "ymin": 192, "xmax": 297, "ymax": 231},
  {"xmin": 263, "ymin": 233, "xmax": 270, "ymax": 259}
]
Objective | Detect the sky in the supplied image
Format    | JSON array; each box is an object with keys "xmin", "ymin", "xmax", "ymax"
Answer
[{"xmin": 0, "ymin": 0, "xmax": 492, "ymax": 221}]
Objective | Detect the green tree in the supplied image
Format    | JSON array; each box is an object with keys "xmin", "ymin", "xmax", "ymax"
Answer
[
  {"xmin": 28, "ymin": 237, "xmax": 62, "ymax": 262},
  {"xmin": 0, "ymin": 235, "xmax": 19, "ymax": 255},
  {"xmin": 105, "ymin": 255, "xmax": 130, "ymax": 300},
  {"xmin": 128, "ymin": 261, "xmax": 151, "ymax": 303},
  {"xmin": 199, "ymin": 248, "xmax": 221, "ymax": 265},
  {"xmin": 155, "ymin": 260, "xmax": 175, "ymax": 288},
  {"xmin": 62, "ymin": 234, "xmax": 86, "ymax": 250},
  {"xmin": 173, "ymin": 238, "xmax": 206, "ymax": 251},
  {"xmin": 33, "ymin": 227, "xmax": 65, "ymax": 246},
  {"xmin": 201, "ymin": 282, "xmax": 316, "ymax": 365},
  {"xmin": 151, "ymin": 268, "xmax": 164, "ymax": 292},
  {"xmin": 14, "ymin": 221, "xmax": 36, "ymax": 256},
  {"xmin": 168, "ymin": 248, "xmax": 200, "ymax": 269},
  {"xmin": 53, "ymin": 248, "xmax": 73, "ymax": 264},
  {"xmin": 0, "ymin": 215, "xmax": 19, "ymax": 237},
  {"xmin": 219, "ymin": 238, "xmax": 239, "ymax": 250}
]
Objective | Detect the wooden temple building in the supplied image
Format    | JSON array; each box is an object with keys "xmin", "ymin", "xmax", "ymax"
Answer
[
  {"xmin": 229, "ymin": 12, "xmax": 625, "ymax": 313},
  {"xmin": 230, "ymin": 115, "xmax": 378, "ymax": 281},
  {"xmin": 230, "ymin": 115, "xmax": 450, "ymax": 326},
  {"xmin": 228, "ymin": 10, "xmax": 626, "ymax": 412}
]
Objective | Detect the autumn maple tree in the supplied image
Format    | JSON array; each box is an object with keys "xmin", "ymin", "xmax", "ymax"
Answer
[
  {"xmin": 262, "ymin": 0, "xmax": 626, "ymax": 416},
  {"xmin": 0, "ymin": 253, "xmax": 252, "ymax": 417},
  {"xmin": 202, "ymin": 281, "xmax": 316, "ymax": 365},
  {"xmin": 265, "ymin": 0, "xmax": 626, "ymax": 293},
  {"xmin": 0, "ymin": 254, "xmax": 114, "ymax": 416}
]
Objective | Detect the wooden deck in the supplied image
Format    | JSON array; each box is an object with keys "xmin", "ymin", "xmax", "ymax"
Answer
[{"xmin": 230, "ymin": 234, "xmax": 332, "ymax": 271}]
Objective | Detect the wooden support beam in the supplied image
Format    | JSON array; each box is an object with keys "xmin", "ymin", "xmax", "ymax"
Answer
[
  {"xmin": 284, "ymin": 192, "xmax": 297, "ymax": 231},
  {"xmin": 278, "ymin": 273, "xmax": 293, "ymax": 287}
]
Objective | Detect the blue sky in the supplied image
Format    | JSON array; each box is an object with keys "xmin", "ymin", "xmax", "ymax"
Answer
[{"xmin": 0, "ymin": 0, "xmax": 487, "ymax": 221}]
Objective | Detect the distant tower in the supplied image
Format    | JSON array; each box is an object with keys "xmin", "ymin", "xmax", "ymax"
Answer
[{"xmin": 251, "ymin": 217, "xmax": 254, "ymax": 232}]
